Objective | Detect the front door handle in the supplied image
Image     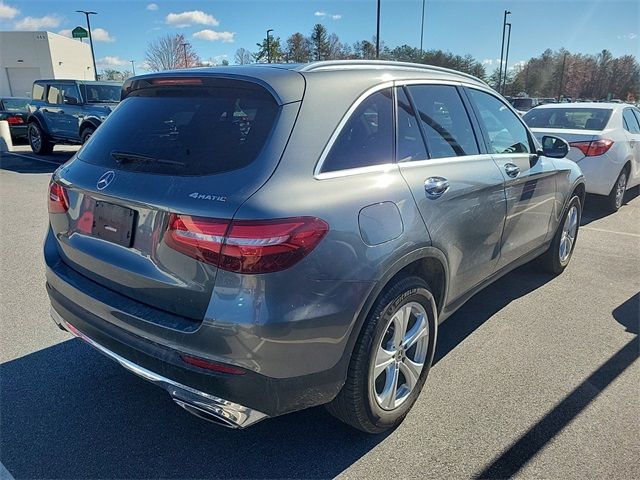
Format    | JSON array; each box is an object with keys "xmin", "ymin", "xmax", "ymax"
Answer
[
  {"xmin": 424, "ymin": 177, "xmax": 450, "ymax": 199},
  {"xmin": 504, "ymin": 163, "xmax": 520, "ymax": 178}
]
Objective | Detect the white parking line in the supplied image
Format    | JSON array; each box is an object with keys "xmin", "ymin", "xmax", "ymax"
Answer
[
  {"xmin": 0, "ymin": 462, "xmax": 15, "ymax": 480},
  {"xmin": 582, "ymin": 226, "xmax": 640, "ymax": 238},
  {"xmin": 3, "ymin": 152, "xmax": 63, "ymax": 166}
]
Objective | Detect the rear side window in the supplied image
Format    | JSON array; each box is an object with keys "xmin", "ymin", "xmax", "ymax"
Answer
[
  {"xmin": 407, "ymin": 85, "xmax": 479, "ymax": 159},
  {"xmin": 322, "ymin": 89, "xmax": 393, "ymax": 172},
  {"xmin": 467, "ymin": 88, "xmax": 531, "ymax": 154},
  {"xmin": 47, "ymin": 85, "xmax": 61, "ymax": 104},
  {"xmin": 622, "ymin": 108, "xmax": 640, "ymax": 133},
  {"xmin": 523, "ymin": 108, "xmax": 612, "ymax": 131},
  {"xmin": 32, "ymin": 83, "xmax": 45, "ymax": 100},
  {"xmin": 78, "ymin": 82, "xmax": 279, "ymax": 176},
  {"xmin": 396, "ymin": 87, "xmax": 428, "ymax": 162}
]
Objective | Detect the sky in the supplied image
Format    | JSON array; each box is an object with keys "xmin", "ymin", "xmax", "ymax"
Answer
[{"xmin": 0, "ymin": 0, "xmax": 638, "ymax": 73}]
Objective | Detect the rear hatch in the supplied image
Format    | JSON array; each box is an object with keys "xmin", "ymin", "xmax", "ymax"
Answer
[{"xmin": 49, "ymin": 74, "xmax": 303, "ymax": 322}]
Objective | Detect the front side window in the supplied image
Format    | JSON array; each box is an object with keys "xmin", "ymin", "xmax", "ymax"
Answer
[
  {"xmin": 322, "ymin": 89, "xmax": 393, "ymax": 172},
  {"xmin": 622, "ymin": 108, "xmax": 640, "ymax": 133},
  {"xmin": 46, "ymin": 85, "xmax": 62, "ymax": 104},
  {"xmin": 407, "ymin": 85, "xmax": 479, "ymax": 159},
  {"xmin": 61, "ymin": 84, "xmax": 81, "ymax": 104},
  {"xmin": 468, "ymin": 88, "xmax": 531, "ymax": 154}
]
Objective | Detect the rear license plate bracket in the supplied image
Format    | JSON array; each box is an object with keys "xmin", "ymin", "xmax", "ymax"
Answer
[{"xmin": 92, "ymin": 201, "xmax": 136, "ymax": 247}]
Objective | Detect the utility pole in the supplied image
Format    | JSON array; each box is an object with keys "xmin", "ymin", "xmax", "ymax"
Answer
[
  {"xmin": 266, "ymin": 29, "xmax": 273, "ymax": 63},
  {"xmin": 376, "ymin": 0, "xmax": 381, "ymax": 59},
  {"xmin": 497, "ymin": 10, "xmax": 511, "ymax": 92},
  {"xmin": 502, "ymin": 22, "xmax": 512, "ymax": 94},
  {"xmin": 130, "ymin": 60, "xmax": 136, "ymax": 76},
  {"xmin": 419, "ymin": 0, "xmax": 426, "ymax": 55},
  {"xmin": 558, "ymin": 52, "xmax": 568, "ymax": 101},
  {"xmin": 181, "ymin": 43, "xmax": 188, "ymax": 67},
  {"xmin": 76, "ymin": 10, "xmax": 98, "ymax": 81}
]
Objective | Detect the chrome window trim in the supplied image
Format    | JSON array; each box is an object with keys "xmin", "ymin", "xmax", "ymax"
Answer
[
  {"xmin": 397, "ymin": 153, "xmax": 495, "ymax": 169},
  {"xmin": 314, "ymin": 81, "xmax": 394, "ymax": 179},
  {"xmin": 315, "ymin": 162, "xmax": 397, "ymax": 180}
]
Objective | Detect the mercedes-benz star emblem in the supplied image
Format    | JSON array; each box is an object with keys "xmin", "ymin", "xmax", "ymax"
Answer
[{"xmin": 97, "ymin": 171, "xmax": 115, "ymax": 190}]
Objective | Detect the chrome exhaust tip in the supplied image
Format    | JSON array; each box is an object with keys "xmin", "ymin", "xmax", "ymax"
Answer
[{"xmin": 173, "ymin": 398, "xmax": 240, "ymax": 428}]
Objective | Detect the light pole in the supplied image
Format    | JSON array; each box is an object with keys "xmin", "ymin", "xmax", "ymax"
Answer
[
  {"xmin": 375, "ymin": 0, "xmax": 381, "ymax": 59},
  {"xmin": 419, "ymin": 0, "xmax": 426, "ymax": 56},
  {"xmin": 266, "ymin": 29, "xmax": 273, "ymax": 63},
  {"xmin": 130, "ymin": 60, "xmax": 136, "ymax": 76},
  {"xmin": 181, "ymin": 43, "xmax": 188, "ymax": 68},
  {"xmin": 558, "ymin": 52, "xmax": 568, "ymax": 101},
  {"xmin": 76, "ymin": 10, "xmax": 98, "ymax": 80},
  {"xmin": 497, "ymin": 10, "xmax": 511, "ymax": 92},
  {"xmin": 502, "ymin": 22, "xmax": 512, "ymax": 94}
]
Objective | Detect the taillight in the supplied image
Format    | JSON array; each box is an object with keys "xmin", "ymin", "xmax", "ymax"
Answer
[
  {"xmin": 6, "ymin": 116, "xmax": 23, "ymax": 125},
  {"xmin": 569, "ymin": 139, "xmax": 614, "ymax": 157},
  {"xmin": 48, "ymin": 181, "xmax": 68, "ymax": 214},
  {"xmin": 165, "ymin": 214, "xmax": 329, "ymax": 274}
]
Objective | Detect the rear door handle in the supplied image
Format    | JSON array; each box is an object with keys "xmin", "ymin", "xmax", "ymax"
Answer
[
  {"xmin": 424, "ymin": 177, "xmax": 450, "ymax": 199},
  {"xmin": 504, "ymin": 163, "xmax": 520, "ymax": 178}
]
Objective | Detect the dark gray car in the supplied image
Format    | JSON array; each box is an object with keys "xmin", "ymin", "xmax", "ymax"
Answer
[{"xmin": 45, "ymin": 61, "xmax": 585, "ymax": 433}]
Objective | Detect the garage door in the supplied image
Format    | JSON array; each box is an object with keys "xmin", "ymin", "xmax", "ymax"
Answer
[{"xmin": 6, "ymin": 67, "xmax": 41, "ymax": 97}]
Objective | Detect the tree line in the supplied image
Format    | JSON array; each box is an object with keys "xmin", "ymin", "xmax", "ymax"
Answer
[{"xmin": 120, "ymin": 29, "xmax": 639, "ymax": 102}]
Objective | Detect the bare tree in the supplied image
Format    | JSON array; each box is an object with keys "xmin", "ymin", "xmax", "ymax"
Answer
[
  {"xmin": 234, "ymin": 48, "xmax": 253, "ymax": 65},
  {"xmin": 145, "ymin": 33, "xmax": 200, "ymax": 71},
  {"xmin": 285, "ymin": 33, "xmax": 311, "ymax": 63},
  {"xmin": 99, "ymin": 69, "xmax": 133, "ymax": 81}
]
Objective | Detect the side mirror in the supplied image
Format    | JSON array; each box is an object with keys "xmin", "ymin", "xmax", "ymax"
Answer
[
  {"xmin": 64, "ymin": 96, "xmax": 79, "ymax": 105},
  {"xmin": 540, "ymin": 135, "xmax": 569, "ymax": 159}
]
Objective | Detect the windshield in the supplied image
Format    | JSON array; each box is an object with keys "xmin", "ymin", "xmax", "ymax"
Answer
[
  {"xmin": 511, "ymin": 98, "xmax": 534, "ymax": 111},
  {"xmin": 82, "ymin": 84, "xmax": 122, "ymax": 103},
  {"xmin": 2, "ymin": 99, "xmax": 29, "ymax": 112},
  {"xmin": 78, "ymin": 82, "xmax": 279, "ymax": 176},
  {"xmin": 523, "ymin": 108, "xmax": 613, "ymax": 130}
]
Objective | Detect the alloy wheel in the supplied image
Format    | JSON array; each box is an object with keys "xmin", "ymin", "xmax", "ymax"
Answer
[
  {"xmin": 29, "ymin": 125, "xmax": 41, "ymax": 151},
  {"xmin": 615, "ymin": 172, "xmax": 627, "ymax": 209},
  {"xmin": 371, "ymin": 302, "xmax": 429, "ymax": 411},
  {"xmin": 559, "ymin": 205, "xmax": 579, "ymax": 264}
]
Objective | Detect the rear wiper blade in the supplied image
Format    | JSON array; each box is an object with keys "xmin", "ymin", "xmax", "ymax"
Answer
[{"xmin": 111, "ymin": 151, "xmax": 185, "ymax": 166}]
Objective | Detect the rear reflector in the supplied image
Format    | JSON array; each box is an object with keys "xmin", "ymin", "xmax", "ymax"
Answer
[
  {"xmin": 180, "ymin": 354, "xmax": 247, "ymax": 375},
  {"xmin": 6, "ymin": 116, "xmax": 23, "ymax": 125},
  {"xmin": 569, "ymin": 139, "xmax": 614, "ymax": 157},
  {"xmin": 48, "ymin": 181, "xmax": 68, "ymax": 214},
  {"xmin": 165, "ymin": 214, "xmax": 329, "ymax": 274}
]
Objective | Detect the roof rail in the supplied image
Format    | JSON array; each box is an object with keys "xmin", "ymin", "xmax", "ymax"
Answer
[{"xmin": 298, "ymin": 60, "xmax": 487, "ymax": 86}]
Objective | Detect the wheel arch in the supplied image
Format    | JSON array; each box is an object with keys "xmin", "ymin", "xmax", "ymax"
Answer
[
  {"xmin": 79, "ymin": 118, "xmax": 100, "ymax": 136},
  {"xmin": 26, "ymin": 113, "xmax": 51, "ymax": 136}
]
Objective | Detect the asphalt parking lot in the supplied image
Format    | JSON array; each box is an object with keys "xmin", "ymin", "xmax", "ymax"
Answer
[{"xmin": 1, "ymin": 146, "xmax": 638, "ymax": 479}]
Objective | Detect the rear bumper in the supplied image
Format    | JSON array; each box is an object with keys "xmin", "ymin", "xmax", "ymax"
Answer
[
  {"xmin": 9, "ymin": 125, "xmax": 27, "ymax": 138},
  {"xmin": 51, "ymin": 307, "xmax": 266, "ymax": 428}
]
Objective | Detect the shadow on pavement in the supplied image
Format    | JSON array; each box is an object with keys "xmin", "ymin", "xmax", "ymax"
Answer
[
  {"xmin": 0, "ymin": 151, "xmax": 74, "ymax": 174},
  {"xmin": 581, "ymin": 189, "xmax": 639, "ymax": 226},
  {"xmin": 0, "ymin": 263, "xmax": 560, "ymax": 479},
  {"xmin": 475, "ymin": 292, "xmax": 639, "ymax": 479}
]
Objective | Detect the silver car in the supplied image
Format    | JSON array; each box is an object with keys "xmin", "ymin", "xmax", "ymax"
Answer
[{"xmin": 45, "ymin": 61, "xmax": 585, "ymax": 433}]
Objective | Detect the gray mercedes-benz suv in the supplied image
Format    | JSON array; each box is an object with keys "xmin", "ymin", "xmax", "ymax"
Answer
[{"xmin": 45, "ymin": 61, "xmax": 585, "ymax": 433}]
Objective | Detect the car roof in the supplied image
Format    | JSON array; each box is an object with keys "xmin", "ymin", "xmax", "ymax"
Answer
[
  {"xmin": 530, "ymin": 102, "xmax": 633, "ymax": 110},
  {"xmin": 126, "ymin": 60, "xmax": 488, "ymax": 105}
]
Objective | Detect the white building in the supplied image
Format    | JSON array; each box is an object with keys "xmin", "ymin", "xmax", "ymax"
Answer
[{"xmin": 0, "ymin": 31, "xmax": 94, "ymax": 97}]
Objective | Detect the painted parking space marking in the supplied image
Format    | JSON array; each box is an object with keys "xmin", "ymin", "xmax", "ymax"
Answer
[{"xmin": 582, "ymin": 226, "xmax": 640, "ymax": 238}]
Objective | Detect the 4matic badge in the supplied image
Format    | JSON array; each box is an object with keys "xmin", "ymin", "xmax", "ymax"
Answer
[{"xmin": 188, "ymin": 192, "xmax": 228, "ymax": 202}]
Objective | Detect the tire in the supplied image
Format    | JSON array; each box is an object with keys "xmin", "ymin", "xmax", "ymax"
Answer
[
  {"xmin": 326, "ymin": 276, "xmax": 437, "ymax": 433},
  {"xmin": 80, "ymin": 127, "xmax": 95, "ymax": 144},
  {"xmin": 607, "ymin": 168, "xmax": 628, "ymax": 212},
  {"xmin": 28, "ymin": 122, "xmax": 53, "ymax": 155},
  {"xmin": 539, "ymin": 195, "xmax": 581, "ymax": 275}
]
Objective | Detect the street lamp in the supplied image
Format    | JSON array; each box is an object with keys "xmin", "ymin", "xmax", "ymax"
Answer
[
  {"xmin": 375, "ymin": 0, "xmax": 381, "ymax": 59},
  {"xmin": 502, "ymin": 22, "xmax": 512, "ymax": 94},
  {"xmin": 497, "ymin": 10, "xmax": 511, "ymax": 92},
  {"xmin": 76, "ymin": 10, "xmax": 98, "ymax": 81},
  {"xmin": 130, "ymin": 60, "xmax": 136, "ymax": 76},
  {"xmin": 266, "ymin": 29, "xmax": 274, "ymax": 63},
  {"xmin": 419, "ymin": 0, "xmax": 426, "ymax": 55},
  {"xmin": 181, "ymin": 43, "xmax": 188, "ymax": 68}
]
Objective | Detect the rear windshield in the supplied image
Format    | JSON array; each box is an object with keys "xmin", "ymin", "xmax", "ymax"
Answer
[
  {"xmin": 523, "ymin": 108, "xmax": 612, "ymax": 130},
  {"xmin": 78, "ymin": 83, "xmax": 279, "ymax": 176},
  {"xmin": 2, "ymin": 98, "xmax": 29, "ymax": 112},
  {"xmin": 511, "ymin": 98, "xmax": 534, "ymax": 110}
]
